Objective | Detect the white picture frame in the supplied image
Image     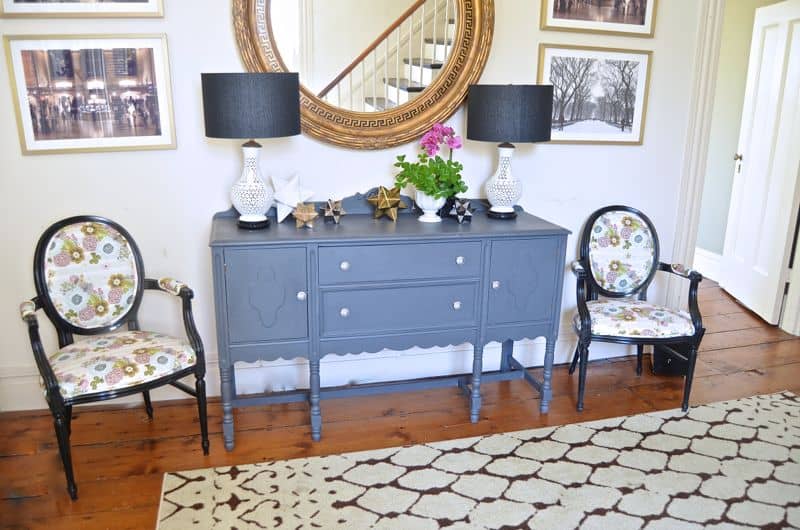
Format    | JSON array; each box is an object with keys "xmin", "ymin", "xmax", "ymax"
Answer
[
  {"xmin": 540, "ymin": 0, "xmax": 657, "ymax": 38},
  {"xmin": 1, "ymin": 0, "xmax": 163, "ymax": 18}
]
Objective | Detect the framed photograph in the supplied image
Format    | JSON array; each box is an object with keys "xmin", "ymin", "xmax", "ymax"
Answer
[
  {"xmin": 1, "ymin": 0, "xmax": 163, "ymax": 18},
  {"xmin": 537, "ymin": 44, "xmax": 651, "ymax": 145},
  {"xmin": 540, "ymin": 0, "xmax": 657, "ymax": 37},
  {"xmin": 4, "ymin": 34, "xmax": 176, "ymax": 155}
]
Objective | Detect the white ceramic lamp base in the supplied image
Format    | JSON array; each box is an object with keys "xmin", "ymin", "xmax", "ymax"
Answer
[
  {"xmin": 232, "ymin": 141, "xmax": 274, "ymax": 229},
  {"xmin": 485, "ymin": 143, "xmax": 522, "ymax": 219}
]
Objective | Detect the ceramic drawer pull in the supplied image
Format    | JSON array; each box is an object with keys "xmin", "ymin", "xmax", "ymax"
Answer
[
  {"xmin": 492, "ymin": 281, "xmax": 501, "ymax": 290},
  {"xmin": 296, "ymin": 291, "xmax": 307, "ymax": 301},
  {"xmin": 339, "ymin": 307, "xmax": 350, "ymax": 318},
  {"xmin": 452, "ymin": 301, "xmax": 462, "ymax": 311},
  {"xmin": 455, "ymin": 256, "xmax": 465, "ymax": 265},
  {"xmin": 339, "ymin": 261, "xmax": 351, "ymax": 271}
]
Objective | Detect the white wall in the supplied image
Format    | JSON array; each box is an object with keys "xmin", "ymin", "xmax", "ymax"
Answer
[{"xmin": 0, "ymin": 0, "xmax": 701, "ymax": 411}]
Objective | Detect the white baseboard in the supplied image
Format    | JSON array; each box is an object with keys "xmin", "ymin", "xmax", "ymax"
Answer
[{"xmin": 693, "ymin": 247, "xmax": 722, "ymax": 282}]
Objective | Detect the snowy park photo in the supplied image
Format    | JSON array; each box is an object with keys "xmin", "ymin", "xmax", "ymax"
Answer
[
  {"xmin": 538, "ymin": 44, "xmax": 651, "ymax": 144},
  {"xmin": 540, "ymin": 0, "xmax": 657, "ymax": 37}
]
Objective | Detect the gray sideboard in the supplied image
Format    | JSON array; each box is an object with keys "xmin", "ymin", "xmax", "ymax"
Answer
[{"xmin": 210, "ymin": 194, "xmax": 569, "ymax": 450}]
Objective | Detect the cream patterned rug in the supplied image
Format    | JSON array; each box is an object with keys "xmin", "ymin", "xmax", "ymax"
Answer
[{"xmin": 158, "ymin": 392, "xmax": 800, "ymax": 529}]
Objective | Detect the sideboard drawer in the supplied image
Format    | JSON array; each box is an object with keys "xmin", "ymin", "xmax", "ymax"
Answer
[
  {"xmin": 224, "ymin": 247, "xmax": 309, "ymax": 344},
  {"xmin": 321, "ymin": 283, "xmax": 479, "ymax": 336},
  {"xmin": 318, "ymin": 242, "xmax": 481, "ymax": 285}
]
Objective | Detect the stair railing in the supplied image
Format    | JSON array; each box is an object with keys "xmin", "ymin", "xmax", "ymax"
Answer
[{"xmin": 318, "ymin": 0, "xmax": 454, "ymax": 112}]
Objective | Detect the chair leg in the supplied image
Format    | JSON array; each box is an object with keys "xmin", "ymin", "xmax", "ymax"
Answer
[
  {"xmin": 577, "ymin": 341, "xmax": 590, "ymax": 412},
  {"xmin": 636, "ymin": 345, "xmax": 644, "ymax": 376},
  {"xmin": 568, "ymin": 343, "xmax": 580, "ymax": 374},
  {"xmin": 143, "ymin": 391, "xmax": 154, "ymax": 419},
  {"xmin": 196, "ymin": 374, "xmax": 210, "ymax": 455},
  {"xmin": 53, "ymin": 411, "xmax": 78, "ymax": 500},
  {"xmin": 65, "ymin": 405, "xmax": 73, "ymax": 436},
  {"xmin": 682, "ymin": 345, "xmax": 699, "ymax": 412}
]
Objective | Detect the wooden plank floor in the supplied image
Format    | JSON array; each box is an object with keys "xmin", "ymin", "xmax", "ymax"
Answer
[{"xmin": 2, "ymin": 281, "xmax": 798, "ymax": 529}]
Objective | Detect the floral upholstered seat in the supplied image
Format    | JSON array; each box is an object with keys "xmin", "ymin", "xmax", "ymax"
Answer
[
  {"xmin": 572, "ymin": 299, "xmax": 695, "ymax": 339},
  {"xmin": 49, "ymin": 331, "xmax": 196, "ymax": 398}
]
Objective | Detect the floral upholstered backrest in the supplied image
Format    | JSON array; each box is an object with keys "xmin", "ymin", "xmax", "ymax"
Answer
[
  {"xmin": 586, "ymin": 208, "xmax": 658, "ymax": 295},
  {"xmin": 39, "ymin": 220, "xmax": 142, "ymax": 330}
]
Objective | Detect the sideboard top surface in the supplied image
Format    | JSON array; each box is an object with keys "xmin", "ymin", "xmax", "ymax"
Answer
[{"xmin": 210, "ymin": 208, "xmax": 570, "ymax": 247}]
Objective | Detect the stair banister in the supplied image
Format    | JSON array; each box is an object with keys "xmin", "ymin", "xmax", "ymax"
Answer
[{"xmin": 318, "ymin": 0, "xmax": 427, "ymax": 99}]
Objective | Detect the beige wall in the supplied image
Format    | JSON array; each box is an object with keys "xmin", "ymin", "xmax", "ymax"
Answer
[{"xmin": 0, "ymin": 0, "xmax": 701, "ymax": 411}]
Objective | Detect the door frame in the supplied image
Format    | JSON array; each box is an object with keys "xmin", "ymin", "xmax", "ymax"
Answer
[{"xmin": 666, "ymin": 0, "xmax": 726, "ymax": 310}]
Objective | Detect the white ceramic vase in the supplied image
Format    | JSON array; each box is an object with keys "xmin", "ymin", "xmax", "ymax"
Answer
[{"xmin": 415, "ymin": 190, "xmax": 446, "ymax": 223}]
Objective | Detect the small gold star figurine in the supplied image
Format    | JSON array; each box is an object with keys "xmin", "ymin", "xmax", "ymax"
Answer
[
  {"xmin": 293, "ymin": 202, "xmax": 319, "ymax": 229},
  {"xmin": 367, "ymin": 186, "xmax": 407, "ymax": 221},
  {"xmin": 322, "ymin": 199, "xmax": 347, "ymax": 224}
]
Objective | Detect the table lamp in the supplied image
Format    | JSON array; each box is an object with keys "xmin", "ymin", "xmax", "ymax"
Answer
[
  {"xmin": 201, "ymin": 72, "xmax": 301, "ymax": 229},
  {"xmin": 466, "ymin": 84, "xmax": 553, "ymax": 219}
]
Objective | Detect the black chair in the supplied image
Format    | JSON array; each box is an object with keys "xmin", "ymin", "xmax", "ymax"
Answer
[
  {"xmin": 20, "ymin": 216, "xmax": 209, "ymax": 499},
  {"xmin": 570, "ymin": 205, "xmax": 705, "ymax": 412}
]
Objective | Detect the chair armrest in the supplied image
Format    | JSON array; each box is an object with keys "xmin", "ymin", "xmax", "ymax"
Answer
[
  {"xmin": 20, "ymin": 298, "xmax": 60, "ymax": 396},
  {"xmin": 150, "ymin": 277, "xmax": 190, "ymax": 296},
  {"xmin": 571, "ymin": 261, "xmax": 592, "ymax": 339},
  {"xmin": 659, "ymin": 262, "xmax": 701, "ymax": 281},
  {"xmin": 20, "ymin": 300, "xmax": 36, "ymax": 321},
  {"xmin": 658, "ymin": 262, "xmax": 704, "ymax": 333},
  {"xmin": 144, "ymin": 278, "xmax": 205, "ymax": 372},
  {"xmin": 571, "ymin": 260, "xmax": 587, "ymax": 278}
]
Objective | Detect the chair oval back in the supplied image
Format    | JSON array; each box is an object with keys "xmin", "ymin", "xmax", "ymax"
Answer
[
  {"xmin": 33, "ymin": 216, "xmax": 145, "ymax": 335},
  {"xmin": 580, "ymin": 206, "xmax": 660, "ymax": 298}
]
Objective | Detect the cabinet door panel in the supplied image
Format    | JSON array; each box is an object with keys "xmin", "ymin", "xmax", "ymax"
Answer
[
  {"xmin": 488, "ymin": 238, "xmax": 560, "ymax": 325},
  {"xmin": 225, "ymin": 248, "xmax": 308, "ymax": 343}
]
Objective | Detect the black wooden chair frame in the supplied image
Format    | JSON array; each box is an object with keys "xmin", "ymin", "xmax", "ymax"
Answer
[
  {"xmin": 21, "ymin": 215, "xmax": 209, "ymax": 500},
  {"xmin": 570, "ymin": 205, "xmax": 705, "ymax": 412}
]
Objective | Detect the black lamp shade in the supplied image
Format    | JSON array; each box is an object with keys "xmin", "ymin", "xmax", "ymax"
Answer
[
  {"xmin": 201, "ymin": 72, "xmax": 301, "ymax": 139},
  {"xmin": 467, "ymin": 85, "xmax": 553, "ymax": 143}
]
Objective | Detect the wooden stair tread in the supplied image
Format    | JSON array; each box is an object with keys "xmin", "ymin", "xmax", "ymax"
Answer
[
  {"xmin": 364, "ymin": 97, "xmax": 398, "ymax": 111},
  {"xmin": 404, "ymin": 58, "xmax": 444, "ymax": 69},
  {"xmin": 383, "ymin": 77, "xmax": 427, "ymax": 92}
]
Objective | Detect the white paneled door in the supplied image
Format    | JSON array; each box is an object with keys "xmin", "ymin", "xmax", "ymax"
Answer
[{"xmin": 720, "ymin": 0, "xmax": 800, "ymax": 325}]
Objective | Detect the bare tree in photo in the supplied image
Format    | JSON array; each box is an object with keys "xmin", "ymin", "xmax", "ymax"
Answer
[
  {"xmin": 602, "ymin": 59, "xmax": 638, "ymax": 131},
  {"xmin": 549, "ymin": 56, "xmax": 595, "ymax": 130}
]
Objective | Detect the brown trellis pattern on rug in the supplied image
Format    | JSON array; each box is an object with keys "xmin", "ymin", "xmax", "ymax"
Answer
[{"xmin": 158, "ymin": 392, "xmax": 800, "ymax": 529}]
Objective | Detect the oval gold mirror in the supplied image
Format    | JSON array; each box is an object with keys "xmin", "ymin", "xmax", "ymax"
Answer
[{"xmin": 233, "ymin": 0, "xmax": 494, "ymax": 149}]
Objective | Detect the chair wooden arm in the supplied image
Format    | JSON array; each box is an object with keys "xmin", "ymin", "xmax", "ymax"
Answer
[
  {"xmin": 571, "ymin": 261, "xmax": 592, "ymax": 340},
  {"xmin": 20, "ymin": 297, "xmax": 61, "ymax": 397},
  {"xmin": 658, "ymin": 262, "xmax": 704, "ymax": 334},
  {"xmin": 144, "ymin": 279, "xmax": 205, "ymax": 371}
]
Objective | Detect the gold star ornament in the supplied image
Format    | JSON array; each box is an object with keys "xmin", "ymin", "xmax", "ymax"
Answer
[
  {"xmin": 367, "ymin": 186, "xmax": 407, "ymax": 221},
  {"xmin": 322, "ymin": 199, "xmax": 347, "ymax": 224},
  {"xmin": 293, "ymin": 202, "xmax": 319, "ymax": 229}
]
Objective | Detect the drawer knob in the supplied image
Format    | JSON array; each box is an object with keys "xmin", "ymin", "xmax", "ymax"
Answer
[
  {"xmin": 492, "ymin": 280, "xmax": 501, "ymax": 290},
  {"xmin": 340, "ymin": 260, "xmax": 351, "ymax": 271},
  {"xmin": 296, "ymin": 291, "xmax": 307, "ymax": 301},
  {"xmin": 452, "ymin": 301, "xmax": 462, "ymax": 311},
  {"xmin": 339, "ymin": 307, "xmax": 350, "ymax": 318},
  {"xmin": 455, "ymin": 256, "xmax": 465, "ymax": 266}
]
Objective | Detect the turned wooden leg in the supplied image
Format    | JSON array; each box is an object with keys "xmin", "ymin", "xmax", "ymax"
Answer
[
  {"xmin": 577, "ymin": 341, "xmax": 590, "ymax": 412},
  {"xmin": 53, "ymin": 411, "xmax": 77, "ymax": 500},
  {"xmin": 143, "ymin": 391, "xmax": 154, "ymax": 419}
]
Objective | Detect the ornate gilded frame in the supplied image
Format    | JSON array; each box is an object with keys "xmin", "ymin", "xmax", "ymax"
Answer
[{"xmin": 233, "ymin": 0, "xmax": 494, "ymax": 149}]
